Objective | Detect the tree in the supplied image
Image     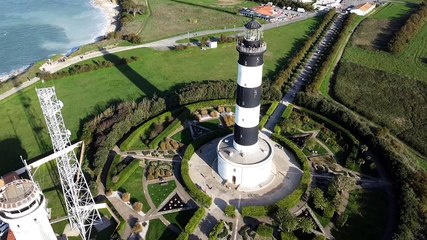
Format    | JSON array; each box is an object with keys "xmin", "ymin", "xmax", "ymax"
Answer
[
  {"xmin": 299, "ymin": 217, "xmax": 315, "ymax": 233},
  {"xmin": 122, "ymin": 192, "xmax": 131, "ymax": 202},
  {"xmin": 311, "ymin": 188, "xmax": 328, "ymax": 211},
  {"xmin": 133, "ymin": 202, "xmax": 143, "ymax": 212},
  {"xmin": 275, "ymin": 208, "xmax": 298, "ymax": 232}
]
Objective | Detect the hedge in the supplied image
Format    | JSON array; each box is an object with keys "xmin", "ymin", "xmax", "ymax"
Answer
[
  {"xmin": 241, "ymin": 134, "xmax": 311, "ymax": 217},
  {"xmin": 259, "ymin": 115, "xmax": 270, "ymax": 130},
  {"xmin": 120, "ymin": 111, "xmax": 174, "ymax": 151},
  {"xmin": 148, "ymin": 108, "xmax": 190, "ymax": 149},
  {"xmin": 241, "ymin": 205, "xmax": 268, "ymax": 217},
  {"xmin": 176, "ymin": 232, "xmax": 190, "ymax": 240},
  {"xmin": 256, "ymin": 224, "xmax": 273, "ymax": 237},
  {"xmin": 181, "ymin": 129, "xmax": 231, "ymax": 207},
  {"xmin": 209, "ymin": 220, "xmax": 225, "ymax": 240},
  {"xmin": 106, "ymin": 154, "xmax": 122, "ymax": 190},
  {"xmin": 281, "ymin": 104, "xmax": 294, "ymax": 119},
  {"xmin": 266, "ymin": 101, "xmax": 279, "ymax": 116},
  {"xmin": 110, "ymin": 159, "xmax": 140, "ymax": 190},
  {"xmin": 184, "ymin": 207, "xmax": 206, "ymax": 234}
]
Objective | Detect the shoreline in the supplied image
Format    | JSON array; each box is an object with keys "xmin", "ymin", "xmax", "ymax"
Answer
[{"xmin": 0, "ymin": 0, "xmax": 120, "ymax": 83}]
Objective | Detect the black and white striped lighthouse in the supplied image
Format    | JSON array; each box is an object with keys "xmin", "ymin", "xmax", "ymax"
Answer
[
  {"xmin": 216, "ymin": 19, "xmax": 274, "ymax": 190},
  {"xmin": 233, "ymin": 19, "xmax": 267, "ymax": 153}
]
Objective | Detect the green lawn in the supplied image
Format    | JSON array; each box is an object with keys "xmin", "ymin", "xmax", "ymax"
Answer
[
  {"xmin": 163, "ymin": 209, "xmax": 197, "ymax": 230},
  {"xmin": 0, "ymin": 17, "xmax": 321, "ymax": 169},
  {"xmin": 146, "ymin": 218, "xmax": 179, "ymax": 240},
  {"xmin": 199, "ymin": 118, "xmax": 221, "ymax": 130},
  {"xmin": 118, "ymin": 166, "xmax": 151, "ymax": 213},
  {"xmin": 332, "ymin": 190, "xmax": 388, "ymax": 240},
  {"xmin": 171, "ymin": 128, "xmax": 193, "ymax": 145},
  {"xmin": 148, "ymin": 180, "xmax": 177, "ymax": 207},
  {"xmin": 139, "ymin": 0, "xmax": 247, "ymax": 42}
]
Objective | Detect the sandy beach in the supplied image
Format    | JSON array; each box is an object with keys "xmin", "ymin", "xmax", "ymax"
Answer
[{"xmin": 91, "ymin": 0, "xmax": 120, "ymax": 34}]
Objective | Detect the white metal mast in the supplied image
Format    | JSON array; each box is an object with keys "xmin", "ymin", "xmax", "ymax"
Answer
[{"xmin": 36, "ymin": 87, "xmax": 100, "ymax": 240}]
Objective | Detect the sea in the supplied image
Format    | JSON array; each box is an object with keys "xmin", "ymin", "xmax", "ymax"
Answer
[{"xmin": 0, "ymin": 0, "xmax": 109, "ymax": 81}]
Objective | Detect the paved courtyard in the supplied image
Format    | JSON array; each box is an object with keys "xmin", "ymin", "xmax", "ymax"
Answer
[{"xmin": 188, "ymin": 135, "xmax": 303, "ymax": 210}]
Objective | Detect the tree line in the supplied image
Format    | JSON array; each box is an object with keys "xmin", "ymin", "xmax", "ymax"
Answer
[
  {"xmin": 273, "ymin": 9, "xmax": 336, "ymax": 92},
  {"xmin": 389, "ymin": 0, "xmax": 427, "ymax": 53}
]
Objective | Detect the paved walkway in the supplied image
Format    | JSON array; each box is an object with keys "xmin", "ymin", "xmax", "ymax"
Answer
[{"xmin": 0, "ymin": 77, "xmax": 40, "ymax": 101}]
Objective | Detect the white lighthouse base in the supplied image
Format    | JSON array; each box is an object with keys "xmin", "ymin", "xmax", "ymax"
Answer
[{"xmin": 217, "ymin": 134, "xmax": 274, "ymax": 191}]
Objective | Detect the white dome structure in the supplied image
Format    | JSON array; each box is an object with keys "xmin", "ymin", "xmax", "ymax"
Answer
[
  {"xmin": 0, "ymin": 179, "xmax": 56, "ymax": 240},
  {"xmin": 217, "ymin": 135, "xmax": 274, "ymax": 190}
]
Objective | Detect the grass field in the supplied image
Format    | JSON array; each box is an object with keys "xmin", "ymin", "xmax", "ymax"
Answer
[
  {"xmin": 0, "ymin": 17, "xmax": 321, "ymax": 168},
  {"xmin": 146, "ymin": 218, "xmax": 179, "ymax": 240},
  {"xmin": 330, "ymin": 0, "xmax": 427, "ymax": 157},
  {"xmin": 332, "ymin": 190, "xmax": 388, "ymax": 240},
  {"xmin": 118, "ymin": 166, "xmax": 151, "ymax": 212},
  {"xmin": 148, "ymin": 180, "xmax": 177, "ymax": 207},
  {"xmin": 139, "ymin": 0, "xmax": 247, "ymax": 42}
]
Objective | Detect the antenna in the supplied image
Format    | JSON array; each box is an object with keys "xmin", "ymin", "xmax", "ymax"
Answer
[{"xmin": 36, "ymin": 87, "xmax": 100, "ymax": 240}]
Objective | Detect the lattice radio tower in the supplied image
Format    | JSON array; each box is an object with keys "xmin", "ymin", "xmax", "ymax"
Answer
[{"xmin": 36, "ymin": 87, "xmax": 100, "ymax": 240}]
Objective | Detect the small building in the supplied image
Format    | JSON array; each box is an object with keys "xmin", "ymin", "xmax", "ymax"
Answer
[
  {"xmin": 350, "ymin": 2, "xmax": 375, "ymax": 16},
  {"xmin": 209, "ymin": 41, "xmax": 217, "ymax": 49}
]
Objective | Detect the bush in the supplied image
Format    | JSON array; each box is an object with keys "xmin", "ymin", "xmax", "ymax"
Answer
[
  {"xmin": 184, "ymin": 207, "xmax": 206, "ymax": 234},
  {"xmin": 133, "ymin": 202, "xmax": 143, "ymax": 212},
  {"xmin": 121, "ymin": 192, "xmax": 131, "ymax": 202},
  {"xmin": 256, "ymin": 224, "xmax": 273, "ymax": 237},
  {"xmin": 177, "ymin": 232, "xmax": 189, "ymax": 240},
  {"xmin": 241, "ymin": 206, "xmax": 267, "ymax": 217},
  {"xmin": 149, "ymin": 110, "xmax": 190, "ymax": 149},
  {"xmin": 281, "ymin": 232, "xmax": 298, "ymax": 240},
  {"xmin": 224, "ymin": 205, "xmax": 236, "ymax": 218},
  {"xmin": 259, "ymin": 115, "xmax": 269, "ymax": 129},
  {"xmin": 132, "ymin": 222, "xmax": 143, "ymax": 233},
  {"xmin": 281, "ymin": 104, "xmax": 294, "ymax": 119},
  {"xmin": 266, "ymin": 101, "xmax": 279, "ymax": 116},
  {"xmin": 209, "ymin": 220, "xmax": 225, "ymax": 240},
  {"xmin": 110, "ymin": 160, "xmax": 140, "ymax": 190}
]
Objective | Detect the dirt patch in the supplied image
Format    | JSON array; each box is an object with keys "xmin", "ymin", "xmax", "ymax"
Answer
[
  {"xmin": 351, "ymin": 19, "xmax": 402, "ymax": 51},
  {"xmin": 218, "ymin": 0, "xmax": 242, "ymax": 6}
]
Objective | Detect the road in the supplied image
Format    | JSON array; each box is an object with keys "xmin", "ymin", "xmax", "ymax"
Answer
[{"xmin": 263, "ymin": 13, "xmax": 347, "ymax": 133}]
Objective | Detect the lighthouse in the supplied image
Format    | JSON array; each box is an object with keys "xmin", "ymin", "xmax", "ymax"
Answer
[{"xmin": 217, "ymin": 19, "xmax": 274, "ymax": 190}]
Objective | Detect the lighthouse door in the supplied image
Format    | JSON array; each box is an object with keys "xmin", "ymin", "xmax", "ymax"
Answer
[{"xmin": 232, "ymin": 176, "xmax": 236, "ymax": 184}]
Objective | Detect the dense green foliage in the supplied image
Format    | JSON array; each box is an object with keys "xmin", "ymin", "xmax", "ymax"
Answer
[
  {"xmin": 389, "ymin": 0, "xmax": 427, "ymax": 52},
  {"xmin": 224, "ymin": 205, "xmax": 236, "ymax": 218},
  {"xmin": 256, "ymin": 224, "xmax": 273, "ymax": 237},
  {"xmin": 281, "ymin": 104, "xmax": 294, "ymax": 119},
  {"xmin": 273, "ymin": 10, "xmax": 336, "ymax": 91},
  {"xmin": 184, "ymin": 207, "xmax": 206, "ymax": 234},
  {"xmin": 332, "ymin": 62, "xmax": 427, "ymax": 156},
  {"xmin": 296, "ymin": 92, "xmax": 427, "ymax": 239},
  {"xmin": 109, "ymin": 159, "xmax": 140, "ymax": 190},
  {"xmin": 209, "ymin": 220, "xmax": 225, "ymax": 240}
]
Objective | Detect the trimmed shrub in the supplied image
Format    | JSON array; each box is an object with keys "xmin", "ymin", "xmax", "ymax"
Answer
[
  {"xmin": 133, "ymin": 202, "xmax": 143, "ymax": 212},
  {"xmin": 256, "ymin": 224, "xmax": 273, "ymax": 237},
  {"xmin": 209, "ymin": 220, "xmax": 225, "ymax": 240},
  {"xmin": 177, "ymin": 232, "xmax": 189, "ymax": 240},
  {"xmin": 110, "ymin": 160, "xmax": 140, "ymax": 190},
  {"xmin": 121, "ymin": 192, "xmax": 131, "ymax": 202},
  {"xmin": 241, "ymin": 206, "xmax": 267, "ymax": 217},
  {"xmin": 259, "ymin": 115, "xmax": 269, "ymax": 129},
  {"xmin": 281, "ymin": 104, "xmax": 294, "ymax": 119},
  {"xmin": 224, "ymin": 205, "xmax": 236, "ymax": 218},
  {"xmin": 184, "ymin": 207, "xmax": 206, "ymax": 234},
  {"xmin": 266, "ymin": 101, "xmax": 279, "ymax": 116},
  {"xmin": 281, "ymin": 232, "xmax": 298, "ymax": 240}
]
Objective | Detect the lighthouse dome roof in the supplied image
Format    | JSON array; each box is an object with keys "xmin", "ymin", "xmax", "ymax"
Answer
[{"xmin": 244, "ymin": 19, "xmax": 262, "ymax": 30}]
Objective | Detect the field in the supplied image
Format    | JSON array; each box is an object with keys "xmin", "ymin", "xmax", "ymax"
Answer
[
  {"xmin": 0, "ymin": 17, "xmax": 321, "ymax": 168},
  {"xmin": 330, "ymin": 0, "xmax": 427, "ymax": 156},
  {"xmin": 138, "ymin": 0, "xmax": 248, "ymax": 42},
  {"xmin": 332, "ymin": 190, "xmax": 388, "ymax": 240}
]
